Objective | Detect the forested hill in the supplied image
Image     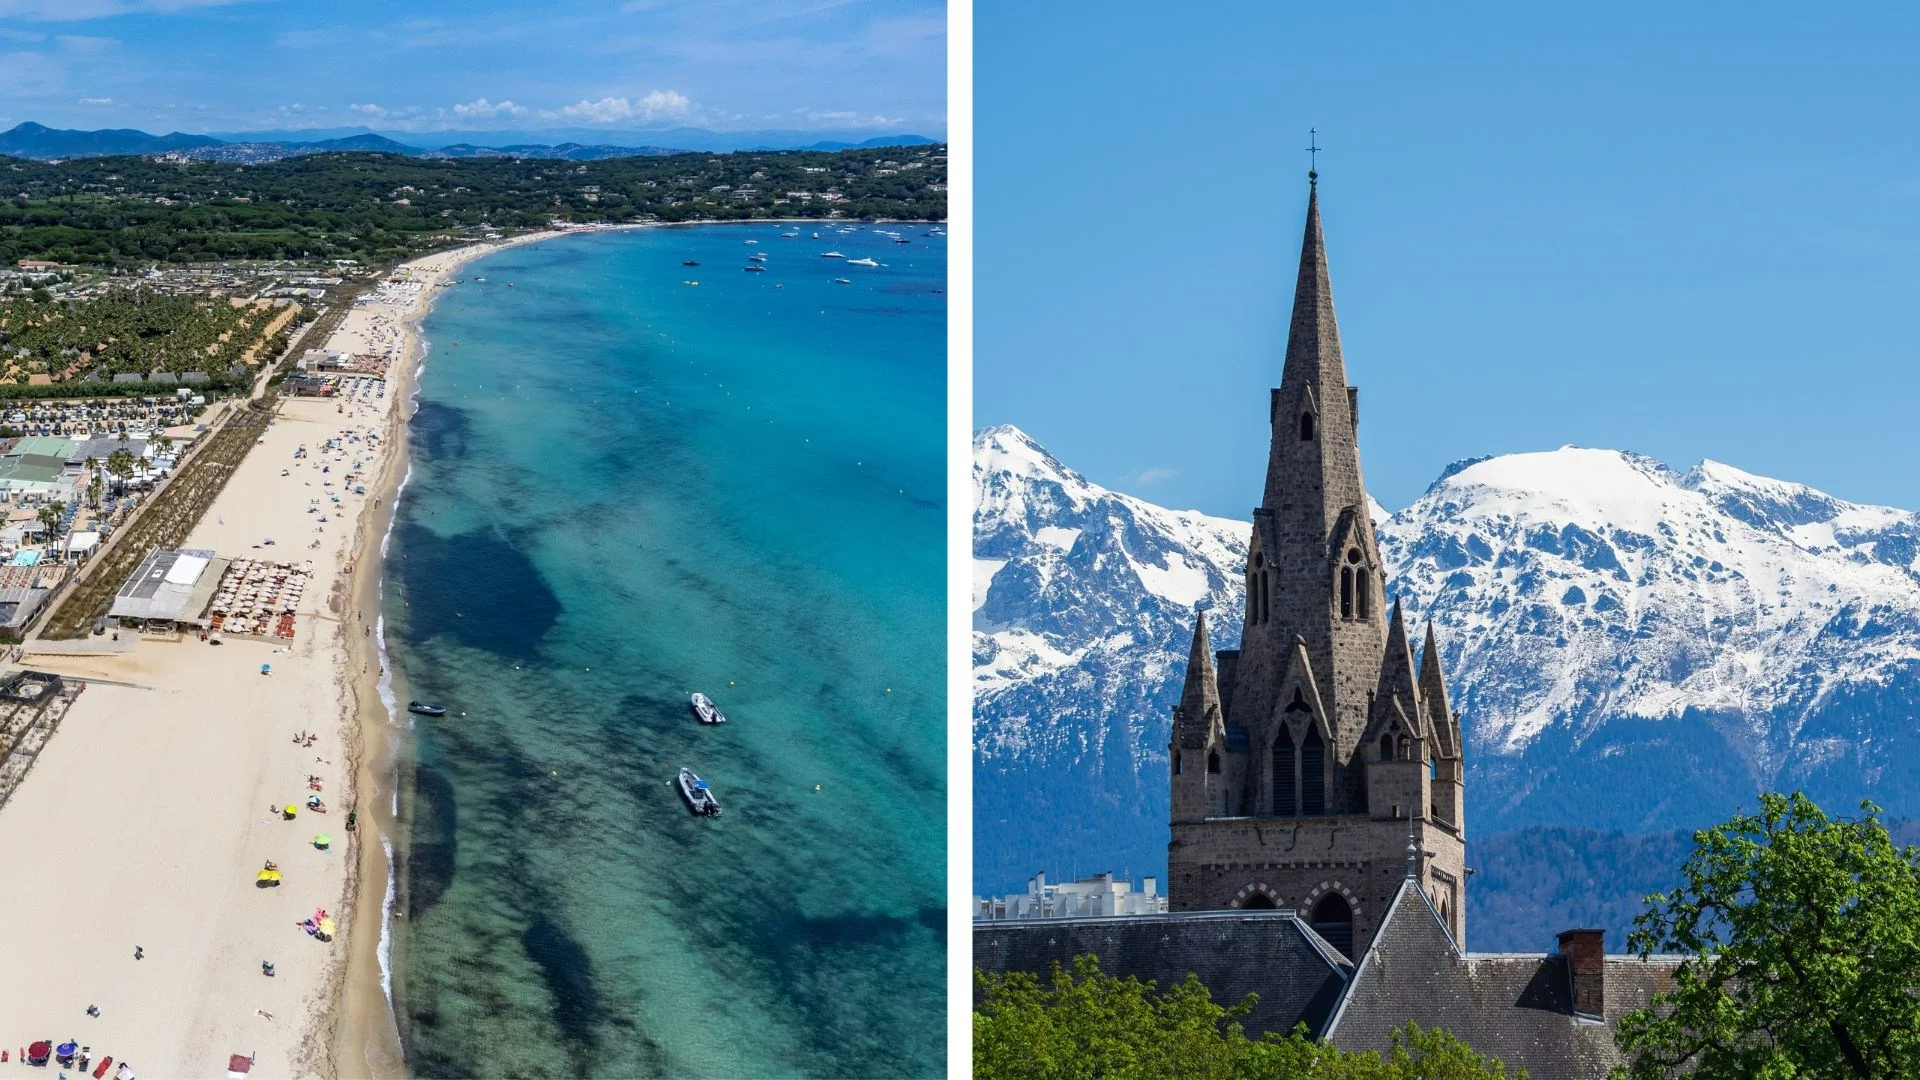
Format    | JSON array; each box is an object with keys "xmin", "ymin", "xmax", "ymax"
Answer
[{"xmin": 0, "ymin": 145, "xmax": 946, "ymax": 267}]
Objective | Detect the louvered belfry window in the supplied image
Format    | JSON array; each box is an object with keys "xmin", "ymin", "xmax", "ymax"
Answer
[
  {"xmin": 1272, "ymin": 728, "xmax": 1297, "ymax": 816},
  {"xmin": 1301, "ymin": 727, "xmax": 1326, "ymax": 814}
]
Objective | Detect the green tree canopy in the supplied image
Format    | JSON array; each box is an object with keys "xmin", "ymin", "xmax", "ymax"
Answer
[
  {"xmin": 1615, "ymin": 792, "xmax": 1920, "ymax": 1079},
  {"xmin": 975, "ymin": 953, "xmax": 1519, "ymax": 1080}
]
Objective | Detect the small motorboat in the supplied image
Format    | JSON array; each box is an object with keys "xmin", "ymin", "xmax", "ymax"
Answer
[
  {"xmin": 744, "ymin": 265, "xmax": 767, "ymax": 272},
  {"xmin": 691, "ymin": 692, "xmax": 727, "ymax": 725},
  {"xmin": 833, "ymin": 277, "xmax": 851, "ymax": 284},
  {"xmin": 847, "ymin": 257, "xmax": 879, "ymax": 267},
  {"xmin": 821, "ymin": 251, "xmax": 845, "ymax": 259},
  {"xmin": 682, "ymin": 260, "xmax": 699, "ymax": 266},
  {"xmin": 677, "ymin": 768, "xmax": 722, "ymax": 817},
  {"xmin": 407, "ymin": 701, "xmax": 447, "ymax": 717},
  {"xmin": 749, "ymin": 252, "xmax": 768, "ymax": 261}
]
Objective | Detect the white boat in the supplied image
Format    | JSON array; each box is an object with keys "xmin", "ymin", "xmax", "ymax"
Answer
[
  {"xmin": 677, "ymin": 768, "xmax": 722, "ymax": 817},
  {"xmin": 749, "ymin": 252, "xmax": 768, "ymax": 261},
  {"xmin": 846, "ymin": 257, "xmax": 879, "ymax": 267},
  {"xmin": 691, "ymin": 692, "xmax": 727, "ymax": 725},
  {"xmin": 833, "ymin": 277, "xmax": 851, "ymax": 284},
  {"xmin": 821, "ymin": 251, "xmax": 846, "ymax": 259},
  {"xmin": 744, "ymin": 239, "xmax": 758, "ymax": 245},
  {"xmin": 781, "ymin": 231, "xmax": 800, "ymax": 238}
]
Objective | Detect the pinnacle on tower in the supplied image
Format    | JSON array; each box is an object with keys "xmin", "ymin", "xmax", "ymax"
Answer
[
  {"xmin": 1419, "ymin": 620, "xmax": 1453, "ymax": 728},
  {"xmin": 1173, "ymin": 610, "xmax": 1222, "ymax": 749},
  {"xmin": 1371, "ymin": 597, "xmax": 1422, "ymax": 734}
]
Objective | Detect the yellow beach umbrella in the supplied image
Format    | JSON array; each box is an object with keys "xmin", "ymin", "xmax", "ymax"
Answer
[{"xmin": 283, "ymin": 804, "xmax": 299, "ymax": 816}]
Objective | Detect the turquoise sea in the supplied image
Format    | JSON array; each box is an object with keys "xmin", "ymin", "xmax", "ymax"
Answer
[{"xmin": 383, "ymin": 223, "xmax": 947, "ymax": 1078}]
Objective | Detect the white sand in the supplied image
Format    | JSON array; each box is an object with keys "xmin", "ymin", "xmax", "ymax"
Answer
[{"xmin": 0, "ymin": 231, "xmax": 570, "ymax": 1076}]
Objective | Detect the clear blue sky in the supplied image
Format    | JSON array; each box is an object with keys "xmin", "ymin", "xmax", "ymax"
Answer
[
  {"xmin": 0, "ymin": 0, "xmax": 944, "ymax": 136},
  {"xmin": 976, "ymin": 2, "xmax": 1920, "ymax": 517}
]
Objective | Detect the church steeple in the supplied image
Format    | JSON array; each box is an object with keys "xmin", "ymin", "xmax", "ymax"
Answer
[{"xmin": 1165, "ymin": 166, "xmax": 1468, "ymax": 957}]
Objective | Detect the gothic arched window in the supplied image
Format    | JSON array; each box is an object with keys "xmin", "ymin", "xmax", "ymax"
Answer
[
  {"xmin": 1357, "ymin": 573, "xmax": 1371, "ymax": 620},
  {"xmin": 1173, "ymin": 752, "xmax": 1182, "ymax": 775},
  {"xmin": 1301, "ymin": 727, "xmax": 1325, "ymax": 815},
  {"xmin": 1207, "ymin": 751, "xmax": 1221, "ymax": 774},
  {"xmin": 1300, "ymin": 412, "xmax": 1315, "ymax": 441},
  {"xmin": 1379, "ymin": 734, "xmax": 1393, "ymax": 762},
  {"xmin": 1340, "ymin": 567, "xmax": 1354, "ymax": 618},
  {"xmin": 1397, "ymin": 734, "xmax": 1411, "ymax": 761},
  {"xmin": 1272, "ymin": 727, "xmax": 1296, "ymax": 817},
  {"xmin": 1242, "ymin": 891, "xmax": 1278, "ymax": 910}
]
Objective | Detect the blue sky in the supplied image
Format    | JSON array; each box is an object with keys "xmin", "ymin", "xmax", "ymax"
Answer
[
  {"xmin": 976, "ymin": 2, "xmax": 1920, "ymax": 517},
  {"xmin": 0, "ymin": 0, "xmax": 944, "ymax": 135}
]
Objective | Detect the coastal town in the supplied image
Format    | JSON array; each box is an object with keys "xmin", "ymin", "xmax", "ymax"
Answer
[{"xmin": 0, "ymin": 231, "xmax": 543, "ymax": 1075}]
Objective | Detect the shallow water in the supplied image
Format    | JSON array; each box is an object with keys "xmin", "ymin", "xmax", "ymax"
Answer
[{"xmin": 387, "ymin": 224, "xmax": 947, "ymax": 1078}]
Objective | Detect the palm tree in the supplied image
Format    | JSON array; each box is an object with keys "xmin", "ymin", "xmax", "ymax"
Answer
[
  {"xmin": 36, "ymin": 500, "xmax": 65, "ymax": 551},
  {"xmin": 105, "ymin": 449, "xmax": 135, "ymax": 489}
]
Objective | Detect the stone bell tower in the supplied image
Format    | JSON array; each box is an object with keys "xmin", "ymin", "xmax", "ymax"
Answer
[{"xmin": 1165, "ymin": 176, "xmax": 1468, "ymax": 958}]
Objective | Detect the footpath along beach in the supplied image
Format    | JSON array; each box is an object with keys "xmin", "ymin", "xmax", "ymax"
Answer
[{"xmin": 0, "ymin": 230, "xmax": 567, "ymax": 1077}]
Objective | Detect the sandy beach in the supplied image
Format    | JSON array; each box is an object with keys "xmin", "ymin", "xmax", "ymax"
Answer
[{"xmin": 0, "ymin": 228, "xmax": 574, "ymax": 1078}]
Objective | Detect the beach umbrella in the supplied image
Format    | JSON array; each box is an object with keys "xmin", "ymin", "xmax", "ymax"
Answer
[
  {"xmin": 283, "ymin": 804, "xmax": 298, "ymax": 817},
  {"xmin": 313, "ymin": 835, "xmax": 331, "ymax": 849}
]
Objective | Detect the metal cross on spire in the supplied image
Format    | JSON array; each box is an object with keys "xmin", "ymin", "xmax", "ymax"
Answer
[{"xmin": 1306, "ymin": 127, "xmax": 1321, "ymax": 183}]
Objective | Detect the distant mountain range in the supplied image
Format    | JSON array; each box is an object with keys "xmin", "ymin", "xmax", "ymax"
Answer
[
  {"xmin": 973, "ymin": 425, "xmax": 1920, "ymax": 950},
  {"xmin": 0, "ymin": 122, "xmax": 938, "ymax": 163}
]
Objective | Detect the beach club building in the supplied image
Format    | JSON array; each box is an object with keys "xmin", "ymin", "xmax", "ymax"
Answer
[{"xmin": 108, "ymin": 547, "xmax": 230, "ymax": 633}]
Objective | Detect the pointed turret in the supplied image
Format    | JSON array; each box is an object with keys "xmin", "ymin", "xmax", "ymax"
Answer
[
  {"xmin": 1171, "ymin": 610, "xmax": 1226, "ymax": 823},
  {"xmin": 1419, "ymin": 620, "xmax": 1455, "ymax": 747},
  {"xmin": 1173, "ymin": 610, "xmax": 1222, "ymax": 748},
  {"xmin": 1369, "ymin": 598, "xmax": 1422, "ymax": 737}
]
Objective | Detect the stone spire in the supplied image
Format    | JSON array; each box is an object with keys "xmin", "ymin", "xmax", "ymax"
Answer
[
  {"xmin": 1277, "ymin": 182, "xmax": 1348, "ymax": 411},
  {"xmin": 1173, "ymin": 609, "xmax": 1222, "ymax": 749}
]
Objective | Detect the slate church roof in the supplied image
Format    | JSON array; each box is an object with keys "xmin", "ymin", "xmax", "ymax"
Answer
[
  {"xmin": 974, "ymin": 910, "xmax": 1353, "ymax": 1040},
  {"xmin": 1324, "ymin": 880, "xmax": 1682, "ymax": 1079},
  {"xmin": 975, "ymin": 882, "xmax": 1685, "ymax": 1078}
]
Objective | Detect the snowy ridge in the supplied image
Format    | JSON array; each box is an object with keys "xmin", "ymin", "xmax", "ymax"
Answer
[
  {"xmin": 1388, "ymin": 446, "xmax": 1920, "ymax": 763},
  {"xmin": 972, "ymin": 430, "xmax": 1920, "ymax": 894}
]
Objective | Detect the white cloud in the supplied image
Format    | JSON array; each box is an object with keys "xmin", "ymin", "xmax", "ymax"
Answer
[
  {"xmin": 801, "ymin": 109, "xmax": 907, "ymax": 129},
  {"xmin": 559, "ymin": 89, "xmax": 693, "ymax": 124},
  {"xmin": 77, "ymin": 96, "xmax": 114, "ymax": 105},
  {"xmin": 349, "ymin": 103, "xmax": 386, "ymax": 117},
  {"xmin": 450, "ymin": 98, "xmax": 529, "ymax": 120},
  {"xmin": 1128, "ymin": 467, "xmax": 1178, "ymax": 487}
]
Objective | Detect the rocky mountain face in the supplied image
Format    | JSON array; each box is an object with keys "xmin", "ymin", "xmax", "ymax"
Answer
[{"xmin": 973, "ymin": 426, "xmax": 1920, "ymax": 945}]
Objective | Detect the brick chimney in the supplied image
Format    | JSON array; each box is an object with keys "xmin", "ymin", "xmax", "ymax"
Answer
[{"xmin": 1557, "ymin": 929, "xmax": 1606, "ymax": 1018}]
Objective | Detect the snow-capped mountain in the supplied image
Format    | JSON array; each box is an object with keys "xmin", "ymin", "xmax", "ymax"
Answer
[{"xmin": 973, "ymin": 426, "xmax": 1920, "ymax": 906}]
